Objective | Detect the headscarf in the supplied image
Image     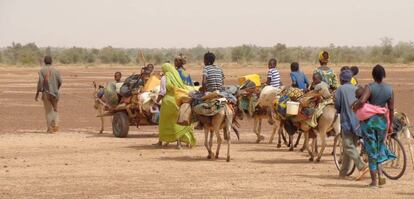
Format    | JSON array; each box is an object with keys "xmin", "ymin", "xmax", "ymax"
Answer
[
  {"xmin": 340, "ymin": 69, "xmax": 353, "ymax": 82},
  {"xmin": 319, "ymin": 51, "xmax": 329, "ymax": 63},
  {"xmin": 174, "ymin": 54, "xmax": 187, "ymax": 65},
  {"xmin": 161, "ymin": 63, "xmax": 187, "ymax": 90}
]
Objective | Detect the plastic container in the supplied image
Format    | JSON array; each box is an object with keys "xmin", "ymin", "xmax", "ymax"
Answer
[
  {"xmin": 143, "ymin": 75, "xmax": 161, "ymax": 92},
  {"xmin": 286, "ymin": 101, "xmax": 300, "ymax": 115},
  {"xmin": 239, "ymin": 74, "xmax": 261, "ymax": 87}
]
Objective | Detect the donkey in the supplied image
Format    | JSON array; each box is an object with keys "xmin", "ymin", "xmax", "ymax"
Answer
[
  {"xmin": 393, "ymin": 112, "xmax": 414, "ymax": 168},
  {"xmin": 252, "ymin": 86, "xmax": 286, "ymax": 144},
  {"xmin": 93, "ymin": 81, "xmax": 106, "ymax": 134},
  {"xmin": 299, "ymin": 104, "xmax": 340, "ymax": 162},
  {"xmin": 196, "ymin": 103, "xmax": 235, "ymax": 162}
]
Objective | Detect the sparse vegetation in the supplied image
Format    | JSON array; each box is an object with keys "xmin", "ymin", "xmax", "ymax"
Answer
[{"xmin": 1, "ymin": 38, "xmax": 414, "ymax": 66}]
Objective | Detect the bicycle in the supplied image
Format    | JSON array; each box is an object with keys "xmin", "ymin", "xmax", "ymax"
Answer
[{"xmin": 333, "ymin": 132, "xmax": 407, "ymax": 180}]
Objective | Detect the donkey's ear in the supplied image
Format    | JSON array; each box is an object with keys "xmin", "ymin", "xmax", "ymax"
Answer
[{"xmin": 402, "ymin": 112, "xmax": 410, "ymax": 125}]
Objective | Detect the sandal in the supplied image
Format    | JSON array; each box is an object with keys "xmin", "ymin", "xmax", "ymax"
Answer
[
  {"xmin": 379, "ymin": 177, "xmax": 386, "ymax": 186},
  {"xmin": 355, "ymin": 167, "xmax": 369, "ymax": 181}
]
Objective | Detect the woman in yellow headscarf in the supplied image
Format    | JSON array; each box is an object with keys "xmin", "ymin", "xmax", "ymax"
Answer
[{"xmin": 155, "ymin": 63, "xmax": 196, "ymax": 148}]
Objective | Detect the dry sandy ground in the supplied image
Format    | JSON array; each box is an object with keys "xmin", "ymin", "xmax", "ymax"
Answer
[{"xmin": 0, "ymin": 64, "xmax": 414, "ymax": 198}]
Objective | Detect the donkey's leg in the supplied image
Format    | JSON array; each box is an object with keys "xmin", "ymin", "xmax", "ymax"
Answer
[
  {"xmin": 253, "ymin": 117, "xmax": 260, "ymax": 143},
  {"xmin": 289, "ymin": 134, "xmax": 294, "ymax": 151},
  {"xmin": 226, "ymin": 127, "xmax": 231, "ymax": 162},
  {"xmin": 300, "ymin": 131, "xmax": 308, "ymax": 152},
  {"xmin": 294, "ymin": 131, "xmax": 302, "ymax": 148},
  {"xmin": 269, "ymin": 122, "xmax": 278, "ymax": 144},
  {"xmin": 277, "ymin": 121, "xmax": 284, "ymax": 148},
  {"xmin": 99, "ymin": 106, "xmax": 104, "ymax": 134},
  {"xmin": 316, "ymin": 129, "xmax": 326, "ymax": 162},
  {"xmin": 281, "ymin": 129, "xmax": 288, "ymax": 146},
  {"xmin": 304, "ymin": 132, "xmax": 314, "ymax": 161},
  {"xmin": 204, "ymin": 128, "xmax": 213, "ymax": 159},
  {"xmin": 257, "ymin": 119, "xmax": 264, "ymax": 143},
  {"xmin": 215, "ymin": 130, "xmax": 222, "ymax": 159},
  {"xmin": 405, "ymin": 129, "xmax": 414, "ymax": 168},
  {"xmin": 209, "ymin": 130, "xmax": 215, "ymax": 159}
]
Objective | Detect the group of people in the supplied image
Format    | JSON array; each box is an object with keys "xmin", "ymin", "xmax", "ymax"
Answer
[
  {"xmin": 35, "ymin": 50, "xmax": 396, "ymax": 188},
  {"xmin": 263, "ymin": 51, "xmax": 396, "ymax": 187},
  {"xmin": 155, "ymin": 52, "xmax": 224, "ymax": 148}
]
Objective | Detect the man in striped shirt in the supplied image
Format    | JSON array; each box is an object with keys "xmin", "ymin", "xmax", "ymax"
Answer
[
  {"xmin": 202, "ymin": 52, "xmax": 224, "ymax": 92},
  {"xmin": 266, "ymin": 58, "xmax": 282, "ymax": 88}
]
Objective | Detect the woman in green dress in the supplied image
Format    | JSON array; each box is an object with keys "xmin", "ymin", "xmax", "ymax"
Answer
[{"xmin": 156, "ymin": 63, "xmax": 196, "ymax": 149}]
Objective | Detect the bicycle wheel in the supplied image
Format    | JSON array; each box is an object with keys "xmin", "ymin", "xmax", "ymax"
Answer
[
  {"xmin": 333, "ymin": 134, "xmax": 356, "ymax": 176},
  {"xmin": 382, "ymin": 136, "xmax": 407, "ymax": 180}
]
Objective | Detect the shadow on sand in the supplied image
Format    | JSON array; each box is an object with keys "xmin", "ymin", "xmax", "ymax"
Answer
[
  {"xmin": 86, "ymin": 132, "xmax": 158, "ymax": 139},
  {"xmin": 14, "ymin": 129, "xmax": 50, "ymax": 134},
  {"xmin": 321, "ymin": 183, "xmax": 365, "ymax": 189},
  {"xmin": 396, "ymin": 192, "xmax": 414, "ymax": 196},
  {"xmin": 295, "ymin": 174, "xmax": 342, "ymax": 181},
  {"xmin": 158, "ymin": 156, "xmax": 209, "ymax": 162},
  {"xmin": 252, "ymin": 158, "xmax": 310, "ymax": 164},
  {"xmin": 240, "ymin": 147, "xmax": 304, "ymax": 153}
]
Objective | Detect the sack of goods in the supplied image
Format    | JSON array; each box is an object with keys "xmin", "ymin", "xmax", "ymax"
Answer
[
  {"xmin": 238, "ymin": 94, "xmax": 257, "ymax": 117},
  {"xmin": 143, "ymin": 75, "xmax": 161, "ymax": 92},
  {"xmin": 104, "ymin": 83, "xmax": 119, "ymax": 107},
  {"xmin": 193, "ymin": 98, "xmax": 227, "ymax": 116},
  {"xmin": 175, "ymin": 87, "xmax": 192, "ymax": 106},
  {"xmin": 177, "ymin": 103, "xmax": 192, "ymax": 126},
  {"xmin": 282, "ymin": 87, "xmax": 304, "ymax": 101},
  {"xmin": 138, "ymin": 92, "xmax": 154, "ymax": 113},
  {"xmin": 120, "ymin": 74, "xmax": 145, "ymax": 97},
  {"xmin": 256, "ymin": 85, "xmax": 282, "ymax": 108}
]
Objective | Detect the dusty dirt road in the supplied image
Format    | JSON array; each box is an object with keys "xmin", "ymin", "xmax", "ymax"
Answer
[{"xmin": 0, "ymin": 64, "xmax": 413, "ymax": 198}]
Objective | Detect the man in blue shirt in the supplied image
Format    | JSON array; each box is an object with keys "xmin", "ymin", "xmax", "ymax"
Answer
[
  {"xmin": 335, "ymin": 70, "xmax": 368, "ymax": 180},
  {"xmin": 290, "ymin": 62, "xmax": 309, "ymax": 91}
]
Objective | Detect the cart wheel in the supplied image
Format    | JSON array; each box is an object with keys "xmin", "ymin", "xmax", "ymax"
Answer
[{"xmin": 112, "ymin": 112, "xmax": 129, "ymax": 138}]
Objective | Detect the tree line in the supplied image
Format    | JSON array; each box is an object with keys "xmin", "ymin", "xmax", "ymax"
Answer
[{"xmin": 1, "ymin": 38, "xmax": 414, "ymax": 66}]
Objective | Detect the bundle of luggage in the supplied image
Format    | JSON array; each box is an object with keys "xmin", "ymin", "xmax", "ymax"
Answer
[
  {"xmin": 238, "ymin": 79, "xmax": 260, "ymax": 117},
  {"xmin": 274, "ymin": 87, "xmax": 306, "ymax": 120},
  {"xmin": 176, "ymin": 74, "xmax": 260, "ymax": 126},
  {"xmin": 176, "ymin": 86, "xmax": 239, "ymax": 126},
  {"xmin": 96, "ymin": 73, "xmax": 161, "ymax": 124},
  {"xmin": 274, "ymin": 86, "xmax": 331, "ymax": 130}
]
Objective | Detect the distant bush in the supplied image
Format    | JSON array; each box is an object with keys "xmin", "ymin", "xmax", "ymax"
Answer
[{"xmin": 2, "ymin": 38, "xmax": 414, "ymax": 66}]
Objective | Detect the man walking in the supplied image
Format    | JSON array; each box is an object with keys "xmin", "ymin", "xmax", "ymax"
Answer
[
  {"xmin": 335, "ymin": 69, "xmax": 368, "ymax": 180},
  {"xmin": 35, "ymin": 56, "xmax": 62, "ymax": 133}
]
